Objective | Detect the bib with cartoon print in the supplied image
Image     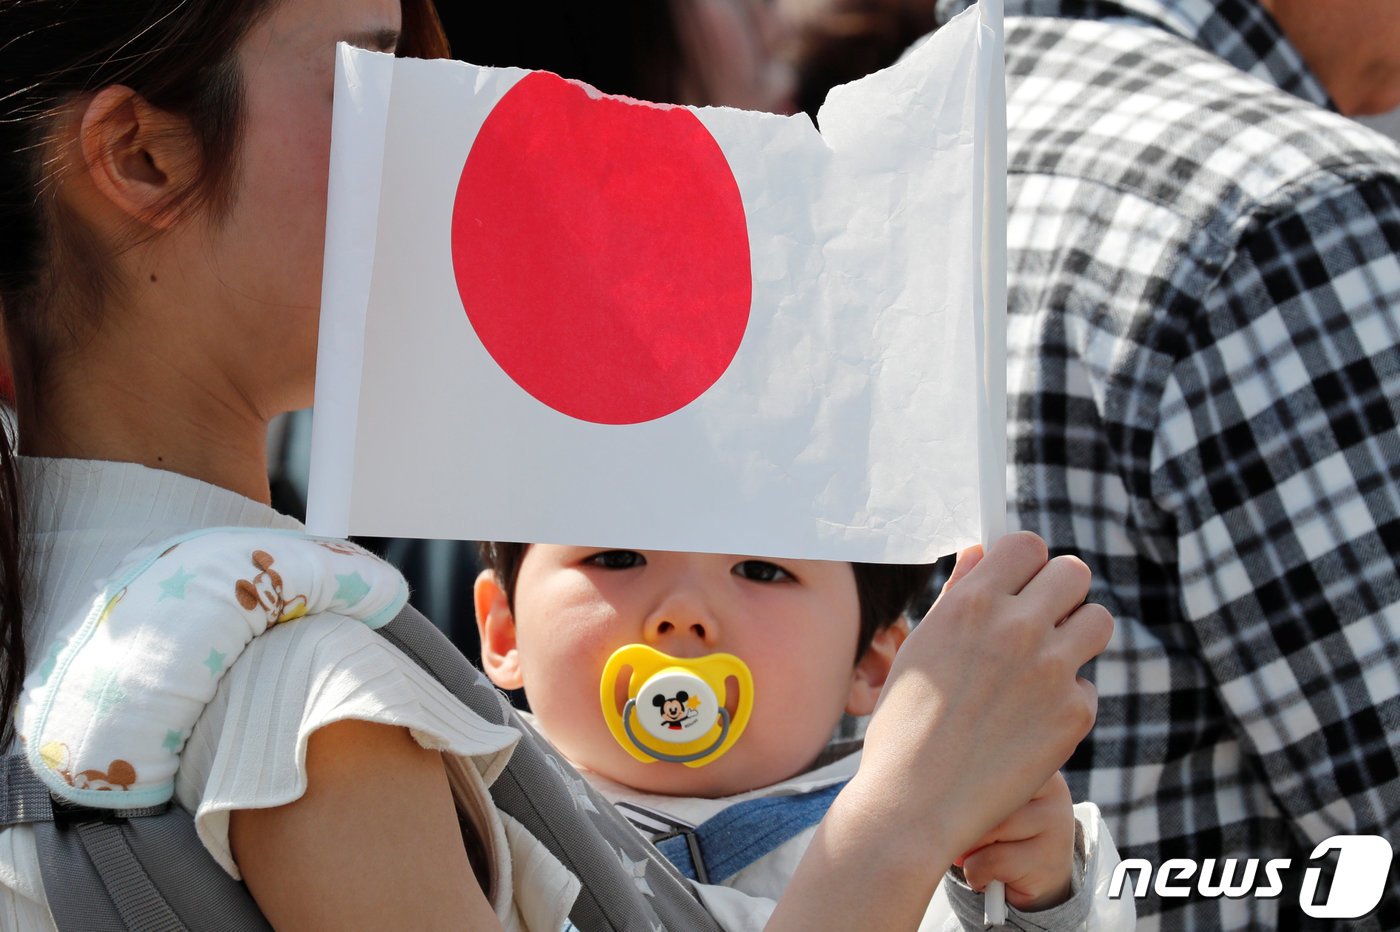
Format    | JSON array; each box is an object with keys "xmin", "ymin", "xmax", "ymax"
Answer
[{"xmin": 18, "ymin": 528, "xmax": 408, "ymax": 809}]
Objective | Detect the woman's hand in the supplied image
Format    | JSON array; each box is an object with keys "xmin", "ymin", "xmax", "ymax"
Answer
[
  {"xmin": 859, "ymin": 531, "xmax": 1109, "ymax": 856},
  {"xmin": 770, "ymin": 532, "xmax": 1111, "ymax": 931}
]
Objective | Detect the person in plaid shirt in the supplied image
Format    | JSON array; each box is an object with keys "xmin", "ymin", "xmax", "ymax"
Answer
[{"xmin": 935, "ymin": 0, "xmax": 1400, "ymax": 928}]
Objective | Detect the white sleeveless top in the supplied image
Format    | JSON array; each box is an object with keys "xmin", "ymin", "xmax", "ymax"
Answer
[{"xmin": 0, "ymin": 457, "xmax": 578, "ymax": 931}]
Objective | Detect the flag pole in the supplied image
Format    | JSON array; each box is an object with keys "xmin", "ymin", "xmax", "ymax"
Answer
[{"xmin": 973, "ymin": 0, "xmax": 1009, "ymax": 923}]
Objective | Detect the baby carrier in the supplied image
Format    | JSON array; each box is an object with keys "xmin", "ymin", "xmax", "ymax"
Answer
[{"xmin": 2, "ymin": 529, "xmax": 721, "ymax": 931}]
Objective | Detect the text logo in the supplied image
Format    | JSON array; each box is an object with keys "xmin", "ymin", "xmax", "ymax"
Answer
[
  {"xmin": 1108, "ymin": 835, "xmax": 1393, "ymax": 920},
  {"xmin": 1299, "ymin": 835, "xmax": 1393, "ymax": 919}
]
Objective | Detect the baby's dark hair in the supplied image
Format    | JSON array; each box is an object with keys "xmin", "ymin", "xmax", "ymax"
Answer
[{"xmin": 478, "ymin": 542, "xmax": 936, "ymax": 661}]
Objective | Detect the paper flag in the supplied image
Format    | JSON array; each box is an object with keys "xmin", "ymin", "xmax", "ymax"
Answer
[{"xmin": 308, "ymin": 0, "xmax": 1006, "ymax": 563}]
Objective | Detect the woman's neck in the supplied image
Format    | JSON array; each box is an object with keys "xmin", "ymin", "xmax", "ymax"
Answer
[{"xmin": 18, "ymin": 344, "xmax": 275, "ymax": 506}]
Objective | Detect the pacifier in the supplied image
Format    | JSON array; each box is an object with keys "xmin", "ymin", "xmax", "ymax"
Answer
[{"xmin": 600, "ymin": 644, "xmax": 754, "ymax": 767}]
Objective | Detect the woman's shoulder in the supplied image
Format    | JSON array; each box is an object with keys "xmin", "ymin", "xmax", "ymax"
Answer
[
  {"xmin": 188, "ymin": 610, "xmax": 522, "ymax": 797},
  {"xmin": 179, "ymin": 610, "xmax": 522, "ymax": 877}
]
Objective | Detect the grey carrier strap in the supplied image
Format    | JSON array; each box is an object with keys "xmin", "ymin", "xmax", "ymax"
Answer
[
  {"xmin": 2, "ymin": 604, "xmax": 722, "ymax": 931},
  {"xmin": 0, "ymin": 755, "xmax": 269, "ymax": 931}
]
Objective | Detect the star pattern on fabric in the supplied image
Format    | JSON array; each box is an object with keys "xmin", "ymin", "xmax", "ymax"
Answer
[
  {"xmin": 566, "ymin": 773, "xmax": 599, "ymax": 814},
  {"xmin": 158, "ymin": 566, "xmax": 196, "ymax": 601},
  {"xmin": 82, "ymin": 667, "xmax": 128, "ymax": 716},
  {"xmin": 204, "ymin": 648, "xmax": 227, "ymax": 677},
  {"xmin": 163, "ymin": 730, "xmax": 184, "ymax": 753},
  {"xmin": 545, "ymin": 754, "xmax": 599, "ymax": 814},
  {"xmin": 334, "ymin": 571, "xmax": 371, "ymax": 608},
  {"xmin": 618, "ymin": 847, "xmax": 654, "ymax": 897}
]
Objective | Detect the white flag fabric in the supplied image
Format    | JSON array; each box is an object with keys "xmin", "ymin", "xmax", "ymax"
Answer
[{"xmin": 308, "ymin": 0, "xmax": 1006, "ymax": 563}]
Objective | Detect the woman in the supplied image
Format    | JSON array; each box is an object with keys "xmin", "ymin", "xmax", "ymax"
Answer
[{"xmin": 0, "ymin": 0, "xmax": 1111, "ymax": 928}]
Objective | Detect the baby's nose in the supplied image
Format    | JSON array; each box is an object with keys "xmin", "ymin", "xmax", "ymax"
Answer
[
  {"xmin": 643, "ymin": 598, "xmax": 720, "ymax": 651},
  {"xmin": 650, "ymin": 617, "xmax": 709, "ymax": 641}
]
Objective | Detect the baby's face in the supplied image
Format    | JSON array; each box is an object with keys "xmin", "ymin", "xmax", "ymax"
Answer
[{"xmin": 484, "ymin": 546, "xmax": 867, "ymax": 798}]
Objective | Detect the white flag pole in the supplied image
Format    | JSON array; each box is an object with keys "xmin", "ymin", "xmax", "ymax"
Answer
[
  {"xmin": 973, "ymin": 0, "xmax": 1009, "ymax": 924},
  {"xmin": 307, "ymin": 44, "xmax": 396, "ymax": 539}
]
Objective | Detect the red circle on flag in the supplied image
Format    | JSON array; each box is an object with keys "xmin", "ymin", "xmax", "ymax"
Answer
[{"xmin": 452, "ymin": 72, "xmax": 752, "ymax": 425}]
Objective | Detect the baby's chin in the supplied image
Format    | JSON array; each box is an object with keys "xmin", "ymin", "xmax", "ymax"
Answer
[{"xmin": 580, "ymin": 743, "xmax": 811, "ymax": 800}]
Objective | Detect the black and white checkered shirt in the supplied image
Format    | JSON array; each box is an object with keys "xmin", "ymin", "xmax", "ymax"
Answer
[{"xmin": 936, "ymin": 1, "xmax": 1400, "ymax": 928}]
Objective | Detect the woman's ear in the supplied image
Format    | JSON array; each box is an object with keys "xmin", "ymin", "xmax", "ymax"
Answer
[
  {"xmin": 474, "ymin": 569, "xmax": 524, "ymax": 690},
  {"xmin": 77, "ymin": 85, "xmax": 199, "ymax": 229},
  {"xmin": 845, "ymin": 617, "xmax": 908, "ymax": 716}
]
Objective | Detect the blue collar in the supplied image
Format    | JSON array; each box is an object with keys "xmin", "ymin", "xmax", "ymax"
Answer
[{"xmin": 619, "ymin": 781, "xmax": 848, "ymax": 885}]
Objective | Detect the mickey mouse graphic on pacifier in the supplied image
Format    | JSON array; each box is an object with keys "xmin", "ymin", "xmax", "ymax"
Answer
[
  {"xmin": 654, "ymin": 690, "xmax": 698, "ymax": 730},
  {"xmin": 600, "ymin": 644, "xmax": 754, "ymax": 767}
]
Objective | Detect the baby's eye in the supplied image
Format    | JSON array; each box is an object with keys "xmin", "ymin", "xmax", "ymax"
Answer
[
  {"xmin": 585, "ymin": 550, "xmax": 646, "ymax": 570},
  {"xmin": 733, "ymin": 560, "xmax": 792, "ymax": 583}
]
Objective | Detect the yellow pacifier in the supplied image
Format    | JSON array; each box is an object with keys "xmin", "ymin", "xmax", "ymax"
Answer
[{"xmin": 600, "ymin": 644, "xmax": 754, "ymax": 767}]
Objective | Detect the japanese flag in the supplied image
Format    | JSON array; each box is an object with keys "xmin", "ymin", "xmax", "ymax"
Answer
[{"xmin": 308, "ymin": 0, "xmax": 1007, "ymax": 563}]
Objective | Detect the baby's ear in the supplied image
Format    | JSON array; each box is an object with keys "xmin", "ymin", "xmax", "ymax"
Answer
[
  {"xmin": 474, "ymin": 569, "xmax": 523, "ymax": 690},
  {"xmin": 844, "ymin": 617, "xmax": 908, "ymax": 716}
]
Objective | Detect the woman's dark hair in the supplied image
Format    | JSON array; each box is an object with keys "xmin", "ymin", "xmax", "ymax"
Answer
[
  {"xmin": 479, "ymin": 542, "xmax": 936, "ymax": 662},
  {"xmin": 789, "ymin": 0, "xmax": 938, "ymax": 120},
  {"xmin": 0, "ymin": 0, "xmax": 448, "ymax": 745},
  {"xmin": 439, "ymin": 0, "xmax": 686, "ymax": 104}
]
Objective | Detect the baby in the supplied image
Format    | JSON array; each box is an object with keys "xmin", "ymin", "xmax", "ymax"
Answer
[{"xmin": 473, "ymin": 542, "xmax": 1131, "ymax": 930}]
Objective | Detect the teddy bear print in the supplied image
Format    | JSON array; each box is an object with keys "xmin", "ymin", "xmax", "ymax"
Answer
[
  {"xmin": 40, "ymin": 741, "xmax": 137, "ymax": 791},
  {"xmin": 235, "ymin": 550, "xmax": 309, "ymax": 626}
]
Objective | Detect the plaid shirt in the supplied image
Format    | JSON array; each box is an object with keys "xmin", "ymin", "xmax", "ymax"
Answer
[{"xmin": 936, "ymin": 1, "xmax": 1400, "ymax": 928}]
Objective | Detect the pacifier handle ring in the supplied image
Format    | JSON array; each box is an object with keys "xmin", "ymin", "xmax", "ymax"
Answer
[{"xmin": 621, "ymin": 699, "xmax": 732, "ymax": 764}]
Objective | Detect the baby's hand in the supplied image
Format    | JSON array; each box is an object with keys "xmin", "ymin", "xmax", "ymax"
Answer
[{"xmin": 956, "ymin": 772, "xmax": 1077, "ymax": 912}]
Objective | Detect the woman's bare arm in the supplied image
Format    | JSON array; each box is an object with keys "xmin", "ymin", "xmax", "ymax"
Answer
[{"xmin": 230, "ymin": 719, "xmax": 502, "ymax": 931}]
